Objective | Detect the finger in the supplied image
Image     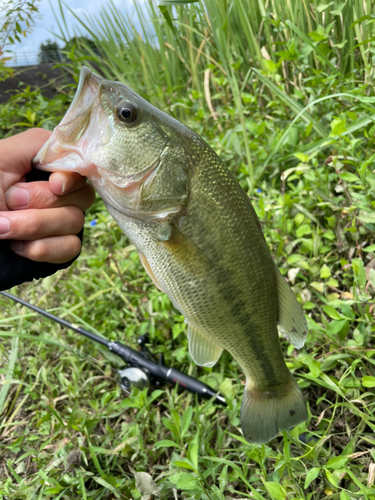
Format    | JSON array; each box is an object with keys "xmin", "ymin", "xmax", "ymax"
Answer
[
  {"xmin": 10, "ymin": 235, "xmax": 82, "ymax": 264},
  {"xmin": 49, "ymin": 171, "xmax": 89, "ymax": 196},
  {"xmin": 0, "ymin": 129, "xmax": 51, "ymax": 177},
  {"xmin": 0, "ymin": 206, "xmax": 85, "ymax": 240},
  {"xmin": 5, "ymin": 181, "xmax": 95, "ymax": 211}
]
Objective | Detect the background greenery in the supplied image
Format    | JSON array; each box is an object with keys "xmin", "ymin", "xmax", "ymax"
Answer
[{"xmin": 0, "ymin": 0, "xmax": 375, "ymax": 498}]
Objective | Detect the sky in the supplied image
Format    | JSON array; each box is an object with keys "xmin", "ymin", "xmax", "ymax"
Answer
[{"xmin": 5, "ymin": 0, "xmax": 139, "ymax": 65}]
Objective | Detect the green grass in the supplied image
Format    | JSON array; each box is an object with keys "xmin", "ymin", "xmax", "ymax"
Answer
[{"xmin": 1, "ymin": 0, "xmax": 375, "ymax": 498}]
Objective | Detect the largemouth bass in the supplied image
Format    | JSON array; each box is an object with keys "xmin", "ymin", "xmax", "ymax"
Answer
[{"xmin": 35, "ymin": 67, "xmax": 308, "ymax": 444}]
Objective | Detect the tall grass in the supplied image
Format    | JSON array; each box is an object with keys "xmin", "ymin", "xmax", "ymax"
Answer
[{"xmin": 53, "ymin": 0, "xmax": 375, "ymax": 190}]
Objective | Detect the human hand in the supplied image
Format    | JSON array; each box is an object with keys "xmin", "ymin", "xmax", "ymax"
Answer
[{"xmin": 0, "ymin": 128, "xmax": 95, "ymax": 264}]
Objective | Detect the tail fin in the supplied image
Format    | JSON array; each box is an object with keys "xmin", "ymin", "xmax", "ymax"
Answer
[{"xmin": 240, "ymin": 376, "xmax": 307, "ymax": 444}]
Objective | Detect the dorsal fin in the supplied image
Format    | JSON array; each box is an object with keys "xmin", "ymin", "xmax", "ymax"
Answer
[{"xmin": 275, "ymin": 266, "xmax": 308, "ymax": 349}]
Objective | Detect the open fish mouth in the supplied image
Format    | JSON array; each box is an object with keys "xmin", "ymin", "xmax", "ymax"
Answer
[{"xmin": 34, "ymin": 67, "xmax": 104, "ymax": 174}]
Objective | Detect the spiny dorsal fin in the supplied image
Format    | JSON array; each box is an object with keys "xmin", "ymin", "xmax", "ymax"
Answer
[
  {"xmin": 187, "ymin": 323, "xmax": 223, "ymax": 367},
  {"xmin": 275, "ymin": 266, "xmax": 308, "ymax": 349}
]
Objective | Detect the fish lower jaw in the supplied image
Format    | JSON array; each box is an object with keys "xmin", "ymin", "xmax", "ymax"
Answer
[{"xmin": 36, "ymin": 154, "xmax": 98, "ymax": 178}]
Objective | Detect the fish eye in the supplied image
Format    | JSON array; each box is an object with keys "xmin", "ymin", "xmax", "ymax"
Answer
[{"xmin": 116, "ymin": 102, "xmax": 138, "ymax": 124}]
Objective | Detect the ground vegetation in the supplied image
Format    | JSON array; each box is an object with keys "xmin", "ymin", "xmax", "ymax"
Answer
[{"xmin": 0, "ymin": 1, "xmax": 375, "ymax": 499}]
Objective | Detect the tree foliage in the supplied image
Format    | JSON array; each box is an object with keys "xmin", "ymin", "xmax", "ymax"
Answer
[{"xmin": 37, "ymin": 39, "xmax": 61, "ymax": 63}]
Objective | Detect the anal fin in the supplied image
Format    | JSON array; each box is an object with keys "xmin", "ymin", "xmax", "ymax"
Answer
[
  {"xmin": 275, "ymin": 266, "xmax": 308, "ymax": 349},
  {"xmin": 187, "ymin": 323, "xmax": 223, "ymax": 367}
]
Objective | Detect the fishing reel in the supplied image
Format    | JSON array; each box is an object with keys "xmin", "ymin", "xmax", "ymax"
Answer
[{"xmin": 116, "ymin": 333, "xmax": 155, "ymax": 395}]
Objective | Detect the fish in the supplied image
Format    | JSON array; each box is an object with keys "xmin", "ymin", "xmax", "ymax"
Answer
[{"xmin": 34, "ymin": 66, "xmax": 308, "ymax": 444}]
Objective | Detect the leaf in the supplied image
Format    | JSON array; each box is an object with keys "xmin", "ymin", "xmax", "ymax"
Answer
[
  {"xmin": 317, "ymin": 3, "xmax": 332, "ymax": 13},
  {"xmin": 327, "ymin": 320, "xmax": 349, "ymax": 340},
  {"xmin": 339, "ymin": 172, "xmax": 360, "ymax": 182},
  {"xmin": 219, "ymin": 377, "xmax": 235, "ymax": 399},
  {"xmin": 369, "ymin": 268, "xmax": 375, "ymax": 288},
  {"xmin": 363, "ymin": 244, "xmax": 375, "ymax": 253},
  {"xmin": 173, "ymin": 459, "xmax": 195, "ymax": 470},
  {"xmin": 340, "ymin": 491, "xmax": 351, "ymax": 500},
  {"xmin": 362, "ymin": 376, "xmax": 375, "ymax": 388},
  {"xmin": 352, "ymin": 258, "xmax": 367, "ymax": 289},
  {"xmin": 320, "ymin": 265, "xmax": 331, "ymax": 279},
  {"xmin": 154, "ymin": 440, "xmax": 181, "ymax": 449},
  {"xmin": 358, "ymin": 212, "xmax": 375, "ymax": 224},
  {"xmin": 324, "ymin": 469, "xmax": 339, "ymax": 488},
  {"xmin": 309, "ymin": 31, "xmax": 327, "ymax": 42},
  {"xmin": 219, "ymin": 465, "xmax": 228, "ymax": 492},
  {"xmin": 330, "ymin": 2, "xmax": 346, "ymax": 15},
  {"xmin": 181, "ymin": 406, "xmax": 193, "ymax": 437},
  {"xmin": 310, "ymin": 281, "xmax": 324, "ymax": 293},
  {"xmin": 169, "ymin": 472, "xmax": 201, "ymax": 491},
  {"xmin": 331, "ymin": 118, "xmax": 346, "ymax": 135},
  {"xmin": 45, "ymin": 487, "xmax": 65, "ymax": 494},
  {"xmin": 294, "ymin": 153, "xmax": 309, "ymax": 162},
  {"xmin": 188, "ymin": 435, "xmax": 199, "ymax": 472},
  {"xmin": 93, "ymin": 477, "xmax": 120, "ymax": 497},
  {"xmin": 322, "ymin": 306, "xmax": 342, "ymax": 320},
  {"xmin": 301, "ymin": 354, "xmax": 321, "ymax": 378},
  {"xmin": 326, "ymin": 456, "xmax": 348, "ymax": 470},
  {"xmin": 264, "ymin": 481, "xmax": 287, "ymax": 500},
  {"xmin": 262, "ymin": 58, "xmax": 276, "ymax": 74},
  {"xmin": 296, "ymin": 224, "xmax": 312, "ymax": 238},
  {"xmin": 351, "ymin": 14, "xmax": 375, "ymax": 27},
  {"xmin": 304, "ymin": 467, "xmax": 320, "ymax": 489},
  {"xmin": 323, "ymin": 230, "xmax": 335, "ymax": 241}
]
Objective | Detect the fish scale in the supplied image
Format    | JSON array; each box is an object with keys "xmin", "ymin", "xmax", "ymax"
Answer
[{"xmin": 35, "ymin": 66, "xmax": 309, "ymax": 444}]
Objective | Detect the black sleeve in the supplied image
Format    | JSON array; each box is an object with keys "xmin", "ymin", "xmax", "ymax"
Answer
[{"xmin": 0, "ymin": 169, "xmax": 84, "ymax": 291}]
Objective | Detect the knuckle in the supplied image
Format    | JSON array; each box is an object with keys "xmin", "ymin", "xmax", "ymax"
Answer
[
  {"xmin": 67, "ymin": 236, "xmax": 82, "ymax": 258},
  {"xmin": 64, "ymin": 206, "xmax": 85, "ymax": 232},
  {"xmin": 34, "ymin": 185, "xmax": 58, "ymax": 207},
  {"xmin": 25, "ymin": 236, "xmax": 82, "ymax": 263},
  {"xmin": 19, "ymin": 211, "xmax": 40, "ymax": 238},
  {"xmin": 25, "ymin": 240, "xmax": 47, "ymax": 262}
]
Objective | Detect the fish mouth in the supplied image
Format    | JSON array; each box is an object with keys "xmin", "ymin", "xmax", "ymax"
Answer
[{"xmin": 34, "ymin": 67, "xmax": 104, "ymax": 174}]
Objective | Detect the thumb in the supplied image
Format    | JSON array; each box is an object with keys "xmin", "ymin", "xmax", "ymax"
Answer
[{"xmin": 0, "ymin": 128, "xmax": 52, "ymax": 178}]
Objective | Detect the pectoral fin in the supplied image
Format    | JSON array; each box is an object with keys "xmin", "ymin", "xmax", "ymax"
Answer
[
  {"xmin": 161, "ymin": 226, "xmax": 211, "ymax": 278},
  {"xmin": 275, "ymin": 266, "xmax": 308, "ymax": 349},
  {"xmin": 187, "ymin": 324, "xmax": 223, "ymax": 367},
  {"xmin": 139, "ymin": 251, "xmax": 165, "ymax": 292}
]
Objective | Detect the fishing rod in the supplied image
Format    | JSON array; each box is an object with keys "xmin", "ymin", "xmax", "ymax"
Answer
[{"xmin": 0, "ymin": 291, "xmax": 226, "ymax": 406}]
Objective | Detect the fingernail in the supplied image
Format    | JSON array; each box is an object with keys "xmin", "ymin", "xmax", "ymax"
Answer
[
  {"xmin": 11, "ymin": 241, "xmax": 24, "ymax": 253},
  {"xmin": 6, "ymin": 186, "xmax": 30, "ymax": 208},
  {"xmin": 0, "ymin": 217, "xmax": 10, "ymax": 234}
]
